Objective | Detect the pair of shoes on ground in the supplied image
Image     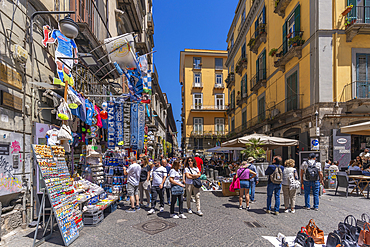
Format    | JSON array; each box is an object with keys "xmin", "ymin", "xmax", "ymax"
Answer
[
  {"xmin": 148, "ymin": 207, "xmax": 164, "ymax": 214},
  {"xmin": 239, "ymin": 205, "xmax": 250, "ymax": 210},
  {"xmin": 170, "ymin": 214, "xmax": 187, "ymax": 219},
  {"xmin": 264, "ymin": 209, "xmax": 279, "ymax": 215},
  {"xmin": 187, "ymin": 209, "xmax": 203, "ymax": 216},
  {"xmin": 126, "ymin": 205, "xmax": 141, "ymax": 212},
  {"xmin": 284, "ymin": 209, "xmax": 296, "ymax": 214},
  {"xmin": 303, "ymin": 207, "xmax": 319, "ymax": 211}
]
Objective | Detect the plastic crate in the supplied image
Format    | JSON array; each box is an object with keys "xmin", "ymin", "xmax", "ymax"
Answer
[
  {"xmin": 83, "ymin": 210, "xmax": 104, "ymax": 225},
  {"xmin": 103, "ymin": 201, "xmax": 117, "ymax": 216}
]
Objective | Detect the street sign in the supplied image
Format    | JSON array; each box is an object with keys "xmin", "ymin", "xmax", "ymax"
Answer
[{"xmin": 311, "ymin": 138, "xmax": 319, "ymax": 151}]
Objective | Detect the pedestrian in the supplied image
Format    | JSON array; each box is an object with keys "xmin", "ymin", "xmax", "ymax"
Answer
[
  {"xmin": 246, "ymin": 157, "xmax": 259, "ymax": 203},
  {"xmin": 265, "ymin": 156, "xmax": 284, "ymax": 215},
  {"xmin": 360, "ymin": 148, "xmax": 370, "ymax": 169},
  {"xmin": 184, "ymin": 157, "xmax": 203, "ymax": 216},
  {"xmin": 148, "ymin": 159, "xmax": 167, "ymax": 214},
  {"xmin": 123, "ymin": 157, "xmax": 141, "ymax": 212},
  {"xmin": 194, "ymin": 153, "xmax": 204, "ymax": 174},
  {"xmin": 282, "ymin": 159, "xmax": 298, "ymax": 214},
  {"xmin": 300, "ymin": 153, "xmax": 324, "ymax": 211},
  {"xmin": 162, "ymin": 159, "xmax": 172, "ymax": 205},
  {"xmin": 139, "ymin": 157, "xmax": 151, "ymax": 207},
  {"xmin": 324, "ymin": 160, "xmax": 332, "ymax": 170},
  {"xmin": 169, "ymin": 160, "xmax": 187, "ymax": 219},
  {"xmin": 328, "ymin": 161, "xmax": 339, "ymax": 173},
  {"xmin": 237, "ymin": 161, "xmax": 256, "ymax": 210}
]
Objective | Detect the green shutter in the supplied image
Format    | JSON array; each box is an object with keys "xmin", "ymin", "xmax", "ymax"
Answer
[
  {"xmin": 241, "ymin": 76, "xmax": 244, "ymax": 94},
  {"xmin": 262, "ymin": 50, "xmax": 266, "ymax": 79},
  {"xmin": 244, "ymin": 74, "xmax": 248, "ymax": 94},
  {"xmin": 283, "ymin": 21, "xmax": 287, "ymax": 54},
  {"xmin": 294, "ymin": 4, "xmax": 301, "ymax": 33},
  {"xmin": 348, "ymin": 0, "xmax": 356, "ymax": 20}
]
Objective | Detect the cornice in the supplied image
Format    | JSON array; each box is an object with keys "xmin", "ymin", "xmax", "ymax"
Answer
[{"xmin": 226, "ymin": 0, "xmax": 265, "ymax": 67}]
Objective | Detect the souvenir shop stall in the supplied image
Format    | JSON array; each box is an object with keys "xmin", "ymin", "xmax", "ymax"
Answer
[{"xmin": 31, "ymin": 27, "xmax": 151, "ymax": 246}]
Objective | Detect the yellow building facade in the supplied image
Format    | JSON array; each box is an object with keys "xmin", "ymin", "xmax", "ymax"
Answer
[
  {"xmin": 226, "ymin": 0, "xmax": 370, "ymax": 162},
  {"xmin": 180, "ymin": 49, "xmax": 229, "ymax": 156}
]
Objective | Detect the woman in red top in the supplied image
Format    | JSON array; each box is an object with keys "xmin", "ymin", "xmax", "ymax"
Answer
[{"xmin": 236, "ymin": 161, "xmax": 256, "ymax": 210}]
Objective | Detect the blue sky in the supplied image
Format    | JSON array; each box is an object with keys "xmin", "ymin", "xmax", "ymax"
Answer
[{"xmin": 153, "ymin": 0, "xmax": 238, "ymax": 146}]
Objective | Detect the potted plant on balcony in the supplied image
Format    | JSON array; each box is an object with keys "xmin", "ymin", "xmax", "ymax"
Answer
[
  {"xmin": 237, "ymin": 91, "xmax": 241, "ymax": 95},
  {"xmin": 247, "ymin": 38, "xmax": 256, "ymax": 47},
  {"xmin": 342, "ymin": 4, "xmax": 353, "ymax": 16},
  {"xmin": 287, "ymin": 32, "xmax": 292, "ymax": 39},
  {"xmin": 275, "ymin": 0, "xmax": 280, "ymax": 8},
  {"xmin": 269, "ymin": 48, "xmax": 278, "ymax": 57},
  {"xmin": 288, "ymin": 36, "xmax": 305, "ymax": 46}
]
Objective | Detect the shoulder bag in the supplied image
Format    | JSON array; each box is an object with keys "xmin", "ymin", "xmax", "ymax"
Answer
[
  {"xmin": 306, "ymin": 219, "xmax": 325, "ymax": 244},
  {"xmin": 357, "ymin": 213, "xmax": 370, "ymax": 230},
  {"xmin": 170, "ymin": 170, "xmax": 184, "ymax": 195},
  {"xmin": 294, "ymin": 227, "xmax": 315, "ymax": 247},
  {"xmin": 188, "ymin": 167, "xmax": 202, "ymax": 188},
  {"xmin": 338, "ymin": 215, "xmax": 361, "ymax": 242},
  {"xmin": 359, "ymin": 222, "xmax": 370, "ymax": 246},
  {"xmin": 230, "ymin": 167, "xmax": 248, "ymax": 192}
]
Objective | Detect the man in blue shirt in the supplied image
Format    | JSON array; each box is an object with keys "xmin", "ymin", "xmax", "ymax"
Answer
[{"xmin": 265, "ymin": 156, "xmax": 284, "ymax": 215}]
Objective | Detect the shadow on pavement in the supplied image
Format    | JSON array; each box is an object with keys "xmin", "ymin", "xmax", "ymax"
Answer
[
  {"xmin": 247, "ymin": 208, "xmax": 266, "ymax": 215},
  {"xmin": 222, "ymin": 203, "xmax": 239, "ymax": 209},
  {"xmin": 25, "ymin": 227, "xmax": 64, "ymax": 246}
]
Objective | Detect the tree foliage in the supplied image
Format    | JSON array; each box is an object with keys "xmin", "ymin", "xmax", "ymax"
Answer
[{"xmin": 241, "ymin": 138, "xmax": 266, "ymax": 159}]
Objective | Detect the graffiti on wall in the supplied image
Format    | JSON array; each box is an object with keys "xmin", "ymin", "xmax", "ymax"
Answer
[{"xmin": 0, "ymin": 174, "xmax": 22, "ymax": 194}]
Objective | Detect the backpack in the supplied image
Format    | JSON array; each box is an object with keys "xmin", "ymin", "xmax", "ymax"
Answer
[
  {"xmin": 304, "ymin": 160, "xmax": 319, "ymax": 181},
  {"xmin": 270, "ymin": 165, "xmax": 283, "ymax": 184}
]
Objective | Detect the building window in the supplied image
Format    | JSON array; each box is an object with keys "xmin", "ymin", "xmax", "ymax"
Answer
[
  {"xmin": 258, "ymin": 96, "xmax": 265, "ymax": 121},
  {"xmin": 194, "ymin": 138, "xmax": 203, "ymax": 150},
  {"xmin": 230, "ymin": 33, "xmax": 234, "ymax": 50},
  {"xmin": 215, "ymin": 94, "xmax": 224, "ymax": 109},
  {"xmin": 216, "ymin": 74, "xmax": 223, "ymax": 86},
  {"xmin": 231, "ymin": 61, "xmax": 234, "ymax": 74},
  {"xmin": 242, "ymin": 9, "xmax": 246, "ymax": 21},
  {"xmin": 230, "ymin": 90, "xmax": 235, "ymax": 109},
  {"xmin": 241, "ymin": 43, "xmax": 246, "ymax": 59},
  {"xmin": 283, "ymin": 5, "xmax": 300, "ymax": 54},
  {"xmin": 356, "ymin": 53, "xmax": 370, "ymax": 98},
  {"xmin": 242, "ymin": 107, "xmax": 247, "ymax": 126},
  {"xmin": 194, "ymin": 73, "xmax": 201, "ymax": 87},
  {"xmin": 286, "ymin": 71, "xmax": 298, "ymax": 111},
  {"xmin": 193, "ymin": 93, "xmax": 202, "ymax": 109},
  {"xmin": 256, "ymin": 50, "xmax": 266, "ymax": 81},
  {"xmin": 215, "ymin": 58, "xmax": 223, "ymax": 70},
  {"xmin": 215, "ymin": 118, "xmax": 225, "ymax": 134},
  {"xmin": 193, "ymin": 57, "xmax": 201, "ymax": 69},
  {"xmin": 231, "ymin": 117, "xmax": 235, "ymax": 131},
  {"xmin": 241, "ymin": 74, "xmax": 248, "ymax": 96},
  {"xmin": 255, "ymin": 6, "xmax": 266, "ymax": 38},
  {"xmin": 193, "ymin": 118, "xmax": 203, "ymax": 135}
]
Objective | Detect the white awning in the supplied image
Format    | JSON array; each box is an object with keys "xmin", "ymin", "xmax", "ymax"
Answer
[{"xmin": 341, "ymin": 121, "xmax": 370, "ymax": 135}]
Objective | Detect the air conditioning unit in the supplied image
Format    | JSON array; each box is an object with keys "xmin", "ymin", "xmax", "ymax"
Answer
[
  {"xmin": 263, "ymin": 124, "xmax": 271, "ymax": 133},
  {"xmin": 271, "ymin": 108, "xmax": 280, "ymax": 118},
  {"xmin": 12, "ymin": 44, "xmax": 28, "ymax": 63}
]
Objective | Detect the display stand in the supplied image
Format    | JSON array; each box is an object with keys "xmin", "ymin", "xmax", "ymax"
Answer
[{"xmin": 31, "ymin": 145, "xmax": 82, "ymax": 246}]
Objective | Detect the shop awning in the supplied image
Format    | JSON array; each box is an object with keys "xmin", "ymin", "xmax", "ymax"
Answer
[
  {"xmin": 221, "ymin": 133, "xmax": 299, "ymax": 149},
  {"xmin": 206, "ymin": 146, "xmax": 245, "ymax": 153},
  {"xmin": 341, "ymin": 121, "xmax": 370, "ymax": 135}
]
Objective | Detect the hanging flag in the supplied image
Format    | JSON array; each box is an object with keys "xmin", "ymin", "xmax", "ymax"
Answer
[
  {"xmin": 138, "ymin": 55, "xmax": 148, "ymax": 74},
  {"xmin": 104, "ymin": 33, "xmax": 137, "ymax": 69},
  {"xmin": 115, "ymin": 102, "xmax": 124, "ymax": 146},
  {"xmin": 123, "ymin": 102, "xmax": 131, "ymax": 148},
  {"xmin": 130, "ymin": 103, "xmax": 138, "ymax": 149},
  {"xmin": 107, "ymin": 102, "xmax": 115, "ymax": 149},
  {"xmin": 138, "ymin": 103, "xmax": 145, "ymax": 150}
]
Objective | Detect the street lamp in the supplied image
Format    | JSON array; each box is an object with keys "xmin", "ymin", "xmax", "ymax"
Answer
[{"xmin": 78, "ymin": 53, "xmax": 98, "ymax": 66}]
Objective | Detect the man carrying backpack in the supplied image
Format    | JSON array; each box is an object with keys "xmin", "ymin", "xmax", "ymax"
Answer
[
  {"xmin": 300, "ymin": 153, "xmax": 324, "ymax": 211},
  {"xmin": 265, "ymin": 156, "xmax": 284, "ymax": 215}
]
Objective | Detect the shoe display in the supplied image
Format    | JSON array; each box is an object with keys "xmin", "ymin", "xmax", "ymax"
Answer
[
  {"xmin": 148, "ymin": 209, "xmax": 155, "ymax": 214},
  {"xmin": 160, "ymin": 207, "xmax": 164, "ymax": 212},
  {"xmin": 197, "ymin": 210, "xmax": 203, "ymax": 216},
  {"xmin": 170, "ymin": 214, "xmax": 179, "ymax": 219},
  {"xmin": 179, "ymin": 214, "xmax": 187, "ymax": 219},
  {"xmin": 126, "ymin": 208, "xmax": 136, "ymax": 213},
  {"xmin": 188, "ymin": 209, "xmax": 193, "ymax": 214}
]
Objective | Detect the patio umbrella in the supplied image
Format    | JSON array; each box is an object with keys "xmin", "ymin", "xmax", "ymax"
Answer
[
  {"xmin": 341, "ymin": 121, "xmax": 370, "ymax": 135},
  {"xmin": 206, "ymin": 146, "xmax": 245, "ymax": 153},
  {"xmin": 221, "ymin": 133, "xmax": 299, "ymax": 149}
]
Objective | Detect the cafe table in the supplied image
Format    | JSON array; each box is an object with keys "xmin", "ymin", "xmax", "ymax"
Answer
[{"xmin": 348, "ymin": 175, "xmax": 370, "ymax": 198}]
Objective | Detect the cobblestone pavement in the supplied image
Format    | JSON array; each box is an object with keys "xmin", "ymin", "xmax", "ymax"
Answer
[{"xmin": 2, "ymin": 185, "xmax": 369, "ymax": 247}]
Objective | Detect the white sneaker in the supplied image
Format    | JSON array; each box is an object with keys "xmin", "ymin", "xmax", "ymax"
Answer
[
  {"xmin": 148, "ymin": 209, "xmax": 155, "ymax": 214},
  {"xmin": 197, "ymin": 210, "xmax": 203, "ymax": 216},
  {"xmin": 170, "ymin": 214, "xmax": 179, "ymax": 219},
  {"xmin": 284, "ymin": 209, "xmax": 291, "ymax": 213},
  {"xmin": 179, "ymin": 214, "xmax": 187, "ymax": 219},
  {"xmin": 159, "ymin": 207, "xmax": 164, "ymax": 212},
  {"xmin": 188, "ymin": 209, "xmax": 193, "ymax": 214},
  {"xmin": 291, "ymin": 209, "xmax": 295, "ymax": 214}
]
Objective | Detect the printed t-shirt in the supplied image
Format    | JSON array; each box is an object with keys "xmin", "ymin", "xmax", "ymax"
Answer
[{"xmin": 151, "ymin": 166, "xmax": 167, "ymax": 187}]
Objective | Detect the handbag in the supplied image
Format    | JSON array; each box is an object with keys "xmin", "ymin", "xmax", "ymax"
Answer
[
  {"xmin": 338, "ymin": 215, "xmax": 361, "ymax": 242},
  {"xmin": 306, "ymin": 219, "xmax": 325, "ymax": 244},
  {"xmin": 188, "ymin": 167, "xmax": 202, "ymax": 188},
  {"xmin": 171, "ymin": 184, "xmax": 184, "ymax": 195},
  {"xmin": 359, "ymin": 222, "xmax": 370, "ymax": 246},
  {"xmin": 57, "ymin": 98, "xmax": 72, "ymax": 121},
  {"xmin": 57, "ymin": 124, "xmax": 72, "ymax": 141},
  {"xmin": 289, "ymin": 170, "xmax": 301, "ymax": 190},
  {"xmin": 357, "ymin": 214, "xmax": 370, "ymax": 230},
  {"xmin": 294, "ymin": 227, "xmax": 315, "ymax": 247},
  {"xmin": 229, "ymin": 167, "xmax": 248, "ymax": 192}
]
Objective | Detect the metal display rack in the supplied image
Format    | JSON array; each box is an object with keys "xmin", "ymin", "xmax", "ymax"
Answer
[{"xmin": 31, "ymin": 145, "xmax": 82, "ymax": 247}]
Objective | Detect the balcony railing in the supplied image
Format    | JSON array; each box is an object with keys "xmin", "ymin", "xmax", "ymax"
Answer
[
  {"xmin": 214, "ymin": 83, "xmax": 225, "ymax": 89},
  {"xmin": 339, "ymin": 81, "xmax": 370, "ymax": 101},
  {"xmin": 274, "ymin": 0, "xmax": 293, "ymax": 18},
  {"xmin": 272, "ymin": 31, "xmax": 304, "ymax": 72},
  {"xmin": 250, "ymin": 69, "xmax": 267, "ymax": 93},
  {"xmin": 191, "ymin": 131, "xmax": 228, "ymax": 138},
  {"xmin": 235, "ymin": 57, "xmax": 248, "ymax": 76},
  {"xmin": 267, "ymin": 94, "xmax": 304, "ymax": 118},
  {"xmin": 225, "ymin": 73, "xmax": 235, "ymax": 88},
  {"xmin": 147, "ymin": 12, "xmax": 154, "ymax": 34},
  {"xmin": 249, "ymin": 24, "xmax": 267, "ymax": 54},
  {"xmin": 345, "ymin": 6, "xmax": 370, "ymax": 42},
  {"xmin": 236, "ymin": 92, "xmax": 248, "ymax": 106},
  {"xmin": 192, "ymin": 82, "xmax": 203, "ymax": 88},
  {"xmin": 191, "ymin": 105, "xmax": 228, "ymax": 111}
]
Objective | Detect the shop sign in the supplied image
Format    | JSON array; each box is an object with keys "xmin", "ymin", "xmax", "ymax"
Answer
[
  {"xmin": 333, "ymin": 129, "xmax": 351, "ymax": 168},
  {"xmin": 337, "ymin": 138, "xmax": 347, "ymax": 144},
  {"xmin": 0, "ymin": 63, "xmax": 22, "ymax": 90},
  {"xmin": 311, "ymin": 138, "xmax": 319, "ymax": 151},
  {"xmin": 123, "ymin": 103, "xmax": 131, "ymax": 148},
  {"xmin": 107, "ymin": 102, "xmax": 115, "ymax": 149},
  {"xmin": 0, "ymin": 91, "xmax": 22, "ymax": 111},
  {"xmin": 115, "ymin": 102, "xmax": 124, "ymax": 146}
]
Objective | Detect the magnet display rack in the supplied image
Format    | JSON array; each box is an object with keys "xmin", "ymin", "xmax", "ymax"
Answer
[{"xmin": 31, "ymin": 144, "xmax": 83, "ymax": 247}]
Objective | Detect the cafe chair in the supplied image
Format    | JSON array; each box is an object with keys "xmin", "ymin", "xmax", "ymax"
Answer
[
  {"xmin": 349, "ymin": 170, "xmax": 363, "ymax": 175},
  {"xmin": 335, "ymin": 172, "xmax": 358, "ymax": 197}
]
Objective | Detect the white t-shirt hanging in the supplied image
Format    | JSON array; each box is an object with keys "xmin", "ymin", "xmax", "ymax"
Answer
[
  {"xmin": 151, "ymin": 166, "xmax": 167, "ymax": 187},
  {"xmin": 46, "ymin": 128, "xmax": 60, "ymax": 146},
  {"xmin": 184, "ymin": 167, "xmax": 200, "ymax": 185}
]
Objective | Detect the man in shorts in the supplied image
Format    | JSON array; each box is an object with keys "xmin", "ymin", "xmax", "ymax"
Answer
[{"xmin": 124, "ymin": 157, "xmax": 141, "ymax": 212}]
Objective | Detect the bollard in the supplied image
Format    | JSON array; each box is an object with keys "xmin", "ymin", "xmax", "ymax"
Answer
[
  {"xmin": 205, "ymin": 168, "xmax": 210, "ymax": 178},
  {"xmin": 209, "ymin": 168, "xmax": 214, "ymax": 180},
  {"xmin": 214, "ymin": 170, "xmax": 219, "ymax": 181}
]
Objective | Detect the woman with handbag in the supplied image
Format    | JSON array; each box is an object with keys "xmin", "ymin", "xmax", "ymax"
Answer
[
  {"xmin": 237, "ymin": 161, "xmax": 256, "ymax": 210},
  {"xmin": 282, "ymin": 159, "xmax": 299, "ymax": 213},
  {"xmin": 139, "ymin": 157, "xmax": 151, "ymax": 208},
  {"xmin": 184, "ymin": 157, "xmax": 203, "ymax": 216},
  {"xmin": 169, "ymin": 160, "xmax": 186, "ymax": 219}
]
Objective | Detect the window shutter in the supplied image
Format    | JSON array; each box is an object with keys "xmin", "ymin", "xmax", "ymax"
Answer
[
  {"xmin": 263, "ymin": 6, "xmax": 266, "ymax": 24},
  {"xmin": 255, "ymin": 20, "xmax": 258, "ymax": 38},
  {"xmin": 357, "ymin": 54, "xmax": 367, "ymax": 81},
  {"xmin": 294, "ymin": 5, "xmax": 301, "ymax": 33},
  {"xmin": 244, "ymin": 74, "xmax": 248, "ymax": 94},
  {"xmin": 262, "ymin": 50, "xmax": 266, "ymax": 78},
  {"xmin": 256, "ymin": 58, "xmax": 259, "ymax": 81},
  {"xmin": 283, "ymin": 21, "xmax": 287, "ymax": 54}
]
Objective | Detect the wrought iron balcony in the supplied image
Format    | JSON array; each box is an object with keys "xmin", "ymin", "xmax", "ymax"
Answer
[
  {"xmin": 214, "ymin": 83, "xmax": 225, "ymax": 89},
  {"xmin": 272, "ymin": 31, "xmax": 304, "ymax": 72},
  {"xmin": 339, "ymin": 80, "xmax": 370, "ymax": 101},
  {"xmin": 236, "ymin": 92, "xmax": 248, "ymax": 106},
  {"xmin": 226, "ymin": 104, "xmax": 235, "ymax": 115},
  {"xmin": 248, "ymin": 24, "xmax": 267, "ymax": 54},
  {"xmin": 250, "ymin": 69, "xmax": 267, "ymax": 94},
  {"xmin": 191, "ymin": 131, "xmax": 228, "ymax": 138},
  {"xmin": 191, "ymin": 105, "xmax": 228, "ymax": 111},
  {"xmin": 345, "ymin": 6, "xmax": 370, "ymax": 42},
  {"xmin": 225, "ymin": 73, "xmax": 235, "ymax": 88},
  {"xmin": 274, "ymin": 0, "xmax": 293, "ymax": 18}
]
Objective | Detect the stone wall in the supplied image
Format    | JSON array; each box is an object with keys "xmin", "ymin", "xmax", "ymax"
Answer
[{"xmin": 1, "ymin": 205, "xmax": 22, "ymax": 237}]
